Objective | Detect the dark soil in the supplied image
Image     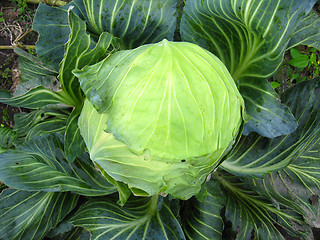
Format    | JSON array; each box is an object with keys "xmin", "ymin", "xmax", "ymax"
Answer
[{"xmin": 0, "ymin": 0, "xmax": 38, "ymax": 127}]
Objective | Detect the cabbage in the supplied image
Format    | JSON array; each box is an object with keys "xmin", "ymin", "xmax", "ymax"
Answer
[{"xmin": 76, "ymin": 39, "xmax": 245, "ymax": 199}]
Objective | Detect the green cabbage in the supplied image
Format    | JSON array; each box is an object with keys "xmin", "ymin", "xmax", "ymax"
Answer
[{"xmin": 76, "ymin": 39, "xmax": 245, "ymax": 199}]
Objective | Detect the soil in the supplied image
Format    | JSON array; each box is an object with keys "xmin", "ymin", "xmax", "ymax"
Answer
[{"xmin": 0, "ymin": 0, "xmax": 38, "ymax": 127}]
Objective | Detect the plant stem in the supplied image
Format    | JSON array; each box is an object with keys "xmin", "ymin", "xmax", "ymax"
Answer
[
  {"xmin": 24, "ymin": 0, "xmax": 67, "ymax": 7},
  {"xmin": 0, "ymin": 45, "xmax": 36, "ymax": 50}
]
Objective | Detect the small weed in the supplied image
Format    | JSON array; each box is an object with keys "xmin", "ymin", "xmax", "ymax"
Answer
[
  {"xmin": 271, "ymin": 46, "xmax": 320, "ymax": 94},
  {"xmin": 1, "ymin": 68, "xmax": 12, "ymax": 80},
  {"xmin": 2, "ymin": 106, "xmax": 10, "ymax": 124},
  {"xmin": 0, "ymin": 12, "xmax": 4, "ymax": 22},
  {"xmin": 12, "ymin": 0, "xmax": 28, "ymax": 15},
  {"xmin": 288, "ymin": 47, "xmax": 320, "ymax": 83}
]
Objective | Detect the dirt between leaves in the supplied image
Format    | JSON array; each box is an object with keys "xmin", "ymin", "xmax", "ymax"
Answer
[{"xmin": 0, "ymin": 1, "xmax": 37, "ymax": 127}]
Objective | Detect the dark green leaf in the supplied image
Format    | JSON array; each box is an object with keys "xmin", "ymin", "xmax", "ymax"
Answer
[
  {"xmin": 241, "ymin": 78, "xmax": 297, "ymax": 137},
  {"xmin": 73, "ymin": 0, "xmax": 177, "ymax": 49},
  {"xmin": 183, "ymin": 178, "xmax": 225, "ymax": 240},
  {"xmin": 33, "ymin": 0, "xmax": 177, "ymax": 69},
  {"xmin": 214, "ymin": 171, "xmax": 312, "ymax": 240},
  {"xmin": 181, "ymin": 0, "xmax": 315, "ymax": 81},
  {"xmin": 33, "ymin": 3, "xmax": 70, "ymax": 70},
  {"xmin": 222, "ymin": 77, "xmax": 320, "ymax": 176},
  {"xmin": 0, "ymin": 126, "xmax": 17, "ymax": 152},
  {"xmin": 64, "ymin": 108, "xmax": 85, "ymax": 162},
  {"xmin": 70, "ymin": 195, "xmax": 186, "ymax": 240},
  {"xmin": 15, "ymin": 48, "xmax": 58, "ymax": 86},
  {"xmin": 0, "ymin": 189, "xmax": 78, "ymax": 240},
  {"xmin": 46, "ymin": 221, "xmax": 90, "ymax": 240},
  {"xmin": 0, "ymin": 134, "xmax": 117, "ymax": 196},
  {"xmin": 13, "ymin": 107, "xmax": 70, "ymax": 140},
  {"xmin": 243, "ymin": 79, "xmax": 320, "ymax": 228},
  {"xmin": 287, "ymin": 9, "xmax": 320, "ymax": 50},
  {"xmin": 248, "ymin": 137, "xmax": 320, "ymax": 229}
]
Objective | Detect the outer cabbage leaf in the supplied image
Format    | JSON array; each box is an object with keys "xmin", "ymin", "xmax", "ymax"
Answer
[
  {"xmin": 70, "ymin": 195, "xmax": 185, "ymax": 240},
  {"xmin": 221, "ymin": 78, "xmax": 320, "ymax": 176},
  {"xmin": 33, "ymin": 0, "xmax": 177, "ymax": 70},
  {"xmin": 181, "ymin": 0, "xmax": 315, "ymax": 80},
  {"xmin": 0, "ymin": 134, "xmax": 117, "ymax": 196},
  {"xmin": 214, "ymin": 171, "xmax": 312, "ymax": 240},
  {"xmin": 287, "ymin": 9, "xmax": 320, "ymax": 50},
  {"xmin": 182, "ymin": 178, "xmax": 225, "ymax": 240},
  {"xmin": 0, "ymin": 189, "xmax": 78, "ymax": 240}
]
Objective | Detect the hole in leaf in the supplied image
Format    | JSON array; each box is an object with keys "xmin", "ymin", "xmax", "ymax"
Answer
[{"xmin": 309, "ymin": 195, "xmax": 319, "ymax": 206}]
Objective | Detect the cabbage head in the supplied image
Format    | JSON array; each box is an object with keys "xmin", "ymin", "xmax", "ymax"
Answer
[{"xmin": 75, "ymin": 39, "xmax": 245, "ymax": 199}]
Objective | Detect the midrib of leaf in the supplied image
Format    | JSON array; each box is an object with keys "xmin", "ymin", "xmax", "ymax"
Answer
[
  {"xmin": 2, "ymin": 192, "xmax": 51, "ymax": 238},
  {"xmin": 216, "ymin": 172, "xmax": 297, "ymax": 219},
  {"xmin": 286, "ymin": 165, "xmax": 320, "ymax": 192}
]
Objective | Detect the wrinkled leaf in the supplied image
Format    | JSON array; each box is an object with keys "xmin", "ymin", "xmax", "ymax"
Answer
[
  {"xmin": 15, "ymin": 48, "xmax": 58, "ymax": 94},
  {"xmin": 222, "ymin": 78, "xmax": 320, "ymax": 176},
  {"xmin": 214, "ymin": 171, "xmax": 312, "ymax": 240},
  {"xmin": 0, "ymin": 189, "xmax": 78, "ymax": 240},
  {"xmin": 0, "ymin": 134, "xmax": 117, "ymax": 196},
  {"xmin": 70, "ymin": 195, "xmax": 185, "ymax": 240}
]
